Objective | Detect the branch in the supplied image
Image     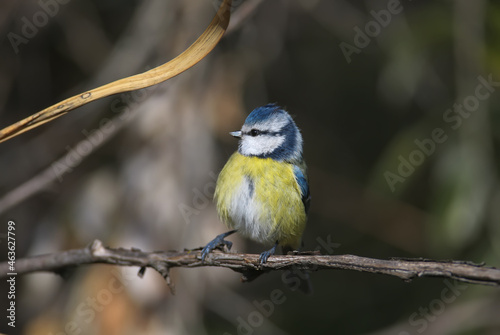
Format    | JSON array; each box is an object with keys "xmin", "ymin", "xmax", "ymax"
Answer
[
  {"xmin": 2, "ymin": 240, "xmax": 499, "ymax": 288},
  {"xmin": 0, "ymin": 0, "xmax": 232, "ymax": 143}
]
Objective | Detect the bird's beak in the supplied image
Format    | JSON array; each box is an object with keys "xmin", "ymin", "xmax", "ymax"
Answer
[{"xmin": 230, "ymin": 131, "xmax": 242, "ymax": 138}]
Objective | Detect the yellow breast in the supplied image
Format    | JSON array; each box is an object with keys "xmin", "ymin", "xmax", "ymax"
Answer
[{"xmin": 214, "ymin": 152, "xmax": 306, "ymax": 248}]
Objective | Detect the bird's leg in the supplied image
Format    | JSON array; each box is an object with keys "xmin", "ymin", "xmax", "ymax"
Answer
[
  {"xmin": 201, "ymin": 230, "xmax": 237, "ymax": 262},
  {"xmin": 259, "ymin": 241, "xmax": 279, "ymax": 264}
]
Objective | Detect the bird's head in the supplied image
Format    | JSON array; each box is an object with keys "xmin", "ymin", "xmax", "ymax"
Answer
[{"xmin": 230, "ymin": 104, "xmax": 303, "ymax": 162}]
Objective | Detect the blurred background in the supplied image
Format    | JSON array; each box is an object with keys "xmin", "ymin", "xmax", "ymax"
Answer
[{"xmin": 0, "ymin": 0, "xmax": 499, "ymax": 334}]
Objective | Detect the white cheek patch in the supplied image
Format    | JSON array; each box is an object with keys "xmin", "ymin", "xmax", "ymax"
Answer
[{"xmin": 240, "ymin": 135, "xmax": 285, "ymax": 156}]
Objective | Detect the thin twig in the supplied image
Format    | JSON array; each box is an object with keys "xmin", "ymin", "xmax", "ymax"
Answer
[
  {"xmin": 0, "ymin": 107, "xmax": 127, "ymax": 214},
  {"xmin": 0, "ymin": 0, "xmax": 232, "ymax": 143},
  {"xmin": 2, "ymin": 240, "xmax": 499, "ymax": 287}
]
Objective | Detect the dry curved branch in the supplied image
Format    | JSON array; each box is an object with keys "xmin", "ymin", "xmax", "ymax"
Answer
[
  {"xmin": 0, "ymin": 0, "xmax": 232, "ymax": 143},
  {"xmin": 2, "ymin": 240, "xmax": 499, "ymax": 287}
]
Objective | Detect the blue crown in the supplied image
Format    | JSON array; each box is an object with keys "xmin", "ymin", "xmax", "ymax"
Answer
[{"xmin": 244, "ymin": 103, "xmax": 286, "ymax": 126}]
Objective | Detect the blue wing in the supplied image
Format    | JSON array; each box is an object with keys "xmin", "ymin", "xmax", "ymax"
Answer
[{"xmin": 293, "ymin": 165, "xmax": 311, "ymax": 214}]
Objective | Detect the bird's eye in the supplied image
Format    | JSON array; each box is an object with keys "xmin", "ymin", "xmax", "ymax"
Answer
[{"xmin": 249, "ymin": 129, "xmax": 260, "ymax": 136}]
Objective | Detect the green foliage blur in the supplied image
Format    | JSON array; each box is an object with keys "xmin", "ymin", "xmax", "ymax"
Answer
[{"xmin": 0, "ymin": 0, "xmax": 499, "ymax": 334}]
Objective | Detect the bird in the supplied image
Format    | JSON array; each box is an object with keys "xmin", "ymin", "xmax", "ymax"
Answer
[{"xmin": 201, "ymin": 103, "xmax": 311, "ymax": 269}]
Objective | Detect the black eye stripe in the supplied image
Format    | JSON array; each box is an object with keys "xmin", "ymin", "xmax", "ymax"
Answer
[{"xmin": 245, "ymin": 129, "xmax": 280, "ymax": 136}]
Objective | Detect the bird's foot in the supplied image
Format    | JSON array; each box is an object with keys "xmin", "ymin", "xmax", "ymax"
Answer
[
  {"xmin": 201, "ymin": 230, "xmax": 237, "ymax": 262},
  {"xmin": 258, "ymin": 241, "xmax": 278, "ymax": 264}
]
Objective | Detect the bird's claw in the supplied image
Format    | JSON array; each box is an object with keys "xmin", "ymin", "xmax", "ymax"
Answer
[
  {"xmin": 201, "ymin": 232, "xmax": 235, "ymax": 262},
  {"xmin": 258, "ymin": 242, "xmax": 278, "ymax": 265},
  {"xmin": 258, "ymin": 250, "xmax": 272, "ymax": 264}
]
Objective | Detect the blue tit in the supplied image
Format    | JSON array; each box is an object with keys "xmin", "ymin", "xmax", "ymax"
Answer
[{"xmin": 201, "ymin": 103, "xmax": 311, "ymax": 265}]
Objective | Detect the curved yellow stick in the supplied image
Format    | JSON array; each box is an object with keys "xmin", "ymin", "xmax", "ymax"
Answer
[{"xmin": 0, "ymin": 0, "xmax": 232, "ymax": 143}]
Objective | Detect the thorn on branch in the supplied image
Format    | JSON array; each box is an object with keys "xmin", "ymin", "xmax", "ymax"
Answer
[
  {"xmin": 138, "ymin": 267, "xmax": 147, "ymax": 278},
  {"xmin": 148, "ymin": 261, "xmax": 174, "ymax": 294}
]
